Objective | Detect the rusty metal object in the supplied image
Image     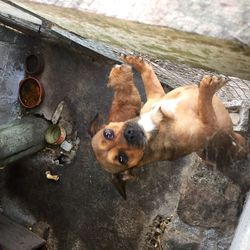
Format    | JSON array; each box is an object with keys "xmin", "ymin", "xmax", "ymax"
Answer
[
  {"xmin": 25, "ymin": 53, "xmax": 44, "ymax": 75},
  {"xmin": 45, "ymin": 124, "xmax": 66, "ymax": 145},
  {"xmin": 19, "ymin": 77, "xmax": 44, "ymax": 109}
]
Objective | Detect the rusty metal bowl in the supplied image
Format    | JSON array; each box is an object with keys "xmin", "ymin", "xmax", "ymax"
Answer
[
  {"xmin": 25, "ymin": 53, "xmax": 44, "ymax": 75},
  {"xmin": 45, "ymin": 124, "xmax": 66, "ymax": 145},
  {"xmin": 19, "ymin": 77, "xmax": 44, "ymax": 109}
]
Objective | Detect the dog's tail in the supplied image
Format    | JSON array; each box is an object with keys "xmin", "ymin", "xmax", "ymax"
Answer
[{"xmin": 231, "ymin": 132, "xmax": 249, "ymax": 160}]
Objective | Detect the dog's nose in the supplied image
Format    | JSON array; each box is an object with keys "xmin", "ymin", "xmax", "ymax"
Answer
[
  {"xmin": 124, "ymin": 128, "xmax": 136, "ymax": 142},
  {"xmin": 123, "ymin": 122, "xmax": 146, "ymax": 148}
]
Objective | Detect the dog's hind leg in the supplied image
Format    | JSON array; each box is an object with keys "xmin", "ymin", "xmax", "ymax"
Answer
[
  {"xmin": 121, "ymin": 55, "xmax": 165, "ymax": 100},
  {"xmin": 198, "ymin": 75, "xmax": 228, "ymax": 130}
]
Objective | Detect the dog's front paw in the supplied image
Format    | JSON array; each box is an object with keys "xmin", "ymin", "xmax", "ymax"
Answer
[
  {"xmin": 199, "ymin": 75, "xmax": 228, "ymax": 94},
  {"xmin": 120, "ymin": 54, "xmax": 149, "ymax": 72},
  {"xmin": 107, "ymin": 63, "xmax": 133, "ymax": 88}
]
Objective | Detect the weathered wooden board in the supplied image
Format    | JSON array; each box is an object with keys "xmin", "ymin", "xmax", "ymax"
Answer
[{"xmin": 0, "ymin": 213, "xmax": 45, "ymax": 250}]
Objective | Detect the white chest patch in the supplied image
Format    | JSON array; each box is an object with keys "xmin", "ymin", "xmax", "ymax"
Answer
[
  {"xmin": 138, "ymin": 98, "xmax": 181, "ymax": 133},
  {"xmin": 138, "ymin": 112, "xmax": 156, "ymax": 132},
  {"xmin": 160, "ymin": 99, "xmax": 180, "ymax": 114}
]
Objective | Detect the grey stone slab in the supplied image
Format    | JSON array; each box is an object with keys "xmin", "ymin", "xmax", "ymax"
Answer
[{"xmin": 0, "ymin": 213, "xmax": 45, "ymax": 250}]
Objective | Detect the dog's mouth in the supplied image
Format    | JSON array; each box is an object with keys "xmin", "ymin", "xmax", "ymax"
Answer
[{"xmin": 123, "ymin": 121, "xmax": 147, "ymax": 148}]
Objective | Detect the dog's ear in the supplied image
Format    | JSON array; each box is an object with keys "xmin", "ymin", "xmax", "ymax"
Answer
[
  {"xmin": 88, "ymin": 113, "xmax": 104, "ymax": 137},
  {"xmin": 111, "ymin": 170, "xmax": 137, "ymax": 200},
  {"xmin": 111, "ymin": 173, "xmax": 127, "ymax": 200}
]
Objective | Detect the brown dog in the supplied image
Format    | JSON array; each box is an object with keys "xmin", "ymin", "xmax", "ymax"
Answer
[{"xmin": 90, "ymin": 55, "xmax": 247, "ymax": 187}]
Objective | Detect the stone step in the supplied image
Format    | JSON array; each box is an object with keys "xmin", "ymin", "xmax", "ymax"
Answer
[{"xmin": 0, "ymin": 213, "xmax": 46, "ymax": 250}]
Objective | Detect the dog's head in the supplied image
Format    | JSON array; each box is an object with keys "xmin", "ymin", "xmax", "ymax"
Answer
[
  {"xmin": 88, "ymin": 62, "xmax": 146, "ymax": 174},
  {"xmin": 90, "ymin": 118, "xmax": 147, "ymax": 174}
]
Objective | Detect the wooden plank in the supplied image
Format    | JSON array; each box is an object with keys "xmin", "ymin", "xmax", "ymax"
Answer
[{"xmin": 0, "ymin": 214, "xmax": 46, "ymax": 250}]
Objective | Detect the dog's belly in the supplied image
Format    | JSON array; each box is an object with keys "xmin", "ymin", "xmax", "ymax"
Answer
[
  {"xmin": 139, "ymin": 86, "xmax": 200, "ymax": 130},
  {"xmin": 139, "ymin": 85, "xmax": 233, "ymax": 160},
  {"xmin": 142, "ymin": 85, "xmax": 232, "ymax": 132}
]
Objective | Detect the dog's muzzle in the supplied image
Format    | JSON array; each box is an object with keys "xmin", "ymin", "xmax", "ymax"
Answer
[{"xmin": 123, "ymin": 122, "xmax": 147, "ymax": 148}]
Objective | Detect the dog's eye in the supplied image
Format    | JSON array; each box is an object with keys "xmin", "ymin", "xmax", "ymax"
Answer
[
  {"xmin": 103, "ymin": 129, "xmax": 115, "ymax": 140},
  {"xmin": 118, "ymin": 152, "xmax": 128, "ymax": 165}
]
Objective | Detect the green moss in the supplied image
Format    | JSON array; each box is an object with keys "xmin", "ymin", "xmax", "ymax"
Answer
[{"xmin": 14, "ymin": 0, "xmax": 250, "ymax": 80}]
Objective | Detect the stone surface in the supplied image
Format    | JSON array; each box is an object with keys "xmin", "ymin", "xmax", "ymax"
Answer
[
  {"xmin": 177, "ymin": 159, "xmax": 241, "ymax": 230},
  {"xmin": 0, "ymin": 26, "xmax": 28, "ymax": 126},
  {"xmin": 163, "ymin": 217, "xmax": 201, "ymax": 250},
  {"xmin": 219, "ymin": 156, "xmax": 250, "ymax": 193},
  {"xmin": 224, "ymin": 100, "xmax": 250, "ymax": 133},
  {"xmin": 143, "ymin": 214, "xmax": 235, "ymax": 250}
]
